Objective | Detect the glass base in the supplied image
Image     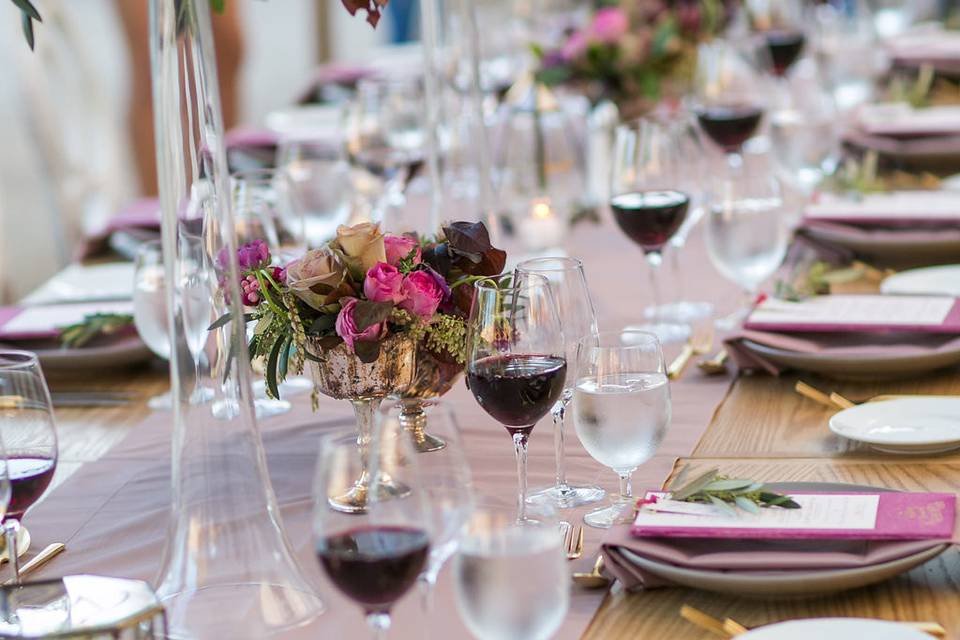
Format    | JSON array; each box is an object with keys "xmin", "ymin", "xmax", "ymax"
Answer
[
  {"xmin": 210, "ymin": 398, "xmax": 292, "ymax": 420},
  {"xmin": 583, "ymin": 500, "xmax": 634, "ymax": 529},
  {"xmin": 148, "ymin": 386, "xmax": 214, "ymax": 411},
  {"xmin": 328, "ymin": 474, "xmax": 411, "ymax": 514},
  {"xmin": 646, "ymin": 301, "xmax": 714, "ymax": 324},
  {"xmin": 528, "ymin": 483, "xmax": 606, "ymax": 509},
  {"xmin": 623, "ymin": 322, "xmax": 690, "ymax": 345}
]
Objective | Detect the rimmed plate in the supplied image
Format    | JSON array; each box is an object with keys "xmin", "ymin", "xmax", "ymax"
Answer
[
  {"xmin": 740, "ymin": 618, "xmax": 929, "ymax": 639},
  {"xmin": 802, "ymin": 225, "xmax": 960, "ymax": 266},
  {"xmin": 881, "ymin": 264, "xmax": 960, "ymax": 297},
  {"xmin": 1, "ymin": 334, "xmax": 155, "ymax": 373},
  {"xmin": 622, "ymin": 482, "xmax": 949, "ymax": 598},
  {"xmin": 743, "ymin": 339, "xmax": 960, "ymax": 381},
  {"xmin": 829, "ymin": 397, "xmax": 960, "ymax": 454}
]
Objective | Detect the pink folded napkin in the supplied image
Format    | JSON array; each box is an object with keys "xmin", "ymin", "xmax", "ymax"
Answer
[
  {"xmin": 601, "ymin": 524, "xmax": 947, "ymax": 590},
  {"xmin": 723, "ymin": 328, "xmax": 960, "ymax": 375},
  {"xmin": 80, "ymin": 198, "xmax": 161, "ymax": 259},
  {"xmin": 224, "ymin": 127, "xmax": 279, "ymax": 149},
  {"xmin": 0, "ymin": 302, "xmax": 135, "ymax": 342},
  {"xmin": 294, "ymin": 63, "xmax": 373, "ymax": 104},
  {"xmin": 797, "ymin": 220, "xmax": 960, "ymax": 268}
]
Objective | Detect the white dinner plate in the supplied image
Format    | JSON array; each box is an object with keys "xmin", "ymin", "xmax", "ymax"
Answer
[
  {"xmin": 881, "ymin": 264, "xmax": 960, "ymax": 297},
  {"xmin": 743, "ymin": 339, "xmax": 960, "ymax": 381},
  {"xmin": 829, "ymin": 397, "xmax": 960, "ymax": 454},
  {"xmin": 622, "ymin": 482, "xmax": 949, "ymax": 598},
  {"xmin": 21, "ymin": 262, "xmax": 135, "ymax": 305},
  {"xmin": 739, "ymin": 618, "xmax": 929, "ymax": 639}
]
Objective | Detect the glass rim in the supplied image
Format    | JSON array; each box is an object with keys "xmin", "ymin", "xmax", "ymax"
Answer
[
  {"xmin": 230, "ymin": 168, "xmax": 282, "ymax": 183},
  {"xmin": 515, "ymin": 256, "xmax": 584, "ymax": 273},
  {"xmin": 0, "ymin": 350, "xmax": 40, "ymax": 370},
  {"xmin": 474, "ymin": 273, "xmax": 550, "ymax": 292}
]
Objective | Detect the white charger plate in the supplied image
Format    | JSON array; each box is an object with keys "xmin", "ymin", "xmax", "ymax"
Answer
[
  {"xmin": 881, "ymin": 264, "xmax": 960, "ymax": 297},
  {"xmin": 740, "ymin": 618, "xmax": 929, "ymax": 639},
  {"xmin": 829, "ymin": 397, "xmax": 960, "ymax": 454},
  {"xmin": 622, "ymin": 482, "xmax": 949, "ymax": 598}
]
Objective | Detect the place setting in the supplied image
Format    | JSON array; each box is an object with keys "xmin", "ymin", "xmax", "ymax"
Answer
[{"xmin": 4, "ymin": 0, "xmax": 960, "ymax": 639}]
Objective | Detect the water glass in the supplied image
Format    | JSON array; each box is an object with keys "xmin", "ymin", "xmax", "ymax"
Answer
[
  {"xmin": 0, "ymin": 351, "xmax": 58, "ymax": 583},
  {"xmin": 517, "ymin": 257, "xmax": 604, "ymax": 509},
  {"xmin": 574, "ymin": 331, "xmax": 670, "ymax": 529},
  {"xmin": 454, "ymin": 511, "xmax": 569, "ymax": 640},
  {"xmin": 705, "ymin": 164, "xmax": 791, "ymax": 330},
  {"xmin": 276, "ymin": 135, "xmax": 352, "ymax": 248},
  {"xmin": 231, "ymin": 169, "xmax": 305, "ymax": 262},
  {"xmin": 133, "ymin": 241, "xmax": 174, "ymax": 410}
]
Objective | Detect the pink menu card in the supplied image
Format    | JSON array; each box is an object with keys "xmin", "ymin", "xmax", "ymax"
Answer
[
  {"xmin": 0, "ymin": 302, "xmax": 134, "ymax": 340},
  {"xmin": 631, "ymin": 491, "xmax": 956, "ymax": 541},
  {"xmin": 744, "ymin": 295, "xmax": 960, "ymax": 334}
]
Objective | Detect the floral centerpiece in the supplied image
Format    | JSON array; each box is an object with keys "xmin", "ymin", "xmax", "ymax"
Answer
[{"xmin": 534, "ymin": 0, "xmax": 734, "ymax": 120}]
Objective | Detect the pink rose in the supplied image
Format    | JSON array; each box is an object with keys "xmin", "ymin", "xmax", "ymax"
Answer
[
  {"xmin": 562, "ymin": 29, "xmax": 588, "ymax": 61},
  {"xmin": 363, "ymin": 262, "xmax": 406, "ymax": 303},
  {"xmin": 399, "ymin": 271, "xmax": 444, "ymax": 321},
  {"xmin": 335, "ymin": 297, "xmax": 386, "ymax": 350},
  {"xmin": 384, "ymin": 234, "xmax": 421, "ymax": 266},
  {"xmin": 590, "ymin": 8, "xmax": 628, "ymax": 43}
]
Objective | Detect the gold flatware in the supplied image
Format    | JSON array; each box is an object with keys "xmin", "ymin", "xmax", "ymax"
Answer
[
  {"xmin": 796, "ymin": 382, "xmax": 954, "ymax": 411},
  {"xmin": 795, "ymin": 381, "xmax": 838, "ymax": 409},
  {"xmin": 3, "ymin": 542, "xmax": 65, "ymax": 586},
  {"xmin": 668, "ymin": 326, "xmax": 714, "ymax": 381},
  {"xmin": 697, "ymin": 348, "xmax": 729, "ymax": 375},
  {"xmin": 564, "ymin": 524, "xmax": 584, "ymax": 561},
  {"xmin": 572, "ymin": 554, "xmax": 610, "ymax": 589},
  {"xmin": 830, "ymin": 391, "xmax": 856, "ymax": 409},
  {"xmin": 679, "ymin": 605, "xmax": 729, "ymax": 638},
  {"xmin": 0, "ymin": 526, "xmax": 30, "ymax": 565},
  {"xmin": 723, "ymin": 618, "xmax": 749, "ymax": 635}
]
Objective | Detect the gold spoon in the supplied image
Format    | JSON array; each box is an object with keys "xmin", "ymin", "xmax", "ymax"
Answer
[
  {"xmin": 2, "ymin": 543, "xmax": 66, "ymax": 586},
  {"xmin": 572, "ymin": 554, "xmax": 610, "ymax": 589}
]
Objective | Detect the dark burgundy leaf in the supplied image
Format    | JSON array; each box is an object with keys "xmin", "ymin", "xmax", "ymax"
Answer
[
  {"xmin": 423, "ymin": 243, "xmax": 452, "ymax": 277},
  {"xmin": 443, "ymin": 222, "xmax": 493, "ymax": 256},
  {"xmin": 340, "ymin": 0, "xmax": 389, "ymax": 27},
  {"xmin": 455, "ymin": 247, "xmax": 507, "ymax": 277},
  {"xmin": 352, "ymin": 300, "xmax": 394, "ymax": 332},
  {"xmin": 354, "ymin": 339, "xmax": 382, "ymax": 363}
]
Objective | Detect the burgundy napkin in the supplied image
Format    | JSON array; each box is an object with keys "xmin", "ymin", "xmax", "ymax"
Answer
[
  {"xmin": 723, "ymin": 328, "xmax": 960, "ymax": 375},
  {"xmin": 843, "ymin": 128, "xmax": 960, "ymax": 161},
  {"xmin": 600, "ymin": 524, "xmax": 948, "ymax": 591},
  {"xmin": 80, "ymin": 198, "xmax": 161, "ymax": 259},
  {"xmin": 294, "ymin": 63, "xmax": 373, "ymax": 104},
  {"xmin": 796, "ymin": 220, "xmax": 960, "ymax": 268}
]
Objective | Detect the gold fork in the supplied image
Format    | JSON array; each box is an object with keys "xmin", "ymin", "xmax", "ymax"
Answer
[
  {"xmin": 668, "ymin": 326, "xmax": 714, "ymax": 381},
  {"xmin": 697, "ymin": 348, "xmax": 729, "ymax": 375},
  {"xmin": 564, "ymin": 524, "xmax": 584, "ymax": 561}
]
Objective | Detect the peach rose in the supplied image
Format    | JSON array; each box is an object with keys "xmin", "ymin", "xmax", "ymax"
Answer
[{"xmin": 336, "ymin": 222, "xmax": 387, "ymax": 273}]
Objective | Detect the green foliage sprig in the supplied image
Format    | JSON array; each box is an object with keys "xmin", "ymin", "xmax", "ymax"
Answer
[
  {"xmin": 58, "ymin": 313, "xmax": 134, "ymax": 349},
  {"xmin": 668, "ymin": 468, "xmax": 800, "ymax": 516}
]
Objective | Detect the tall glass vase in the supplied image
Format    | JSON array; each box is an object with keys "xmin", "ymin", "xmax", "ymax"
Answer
[{"xmin": 149, "ymin": 0, "xmax": 322, "ymax": 636}]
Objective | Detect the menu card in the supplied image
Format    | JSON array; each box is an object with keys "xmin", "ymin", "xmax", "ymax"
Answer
[
  {"xmin": 0, "ymin": 301, "xmax": 134, "ymax": 340},
  {"xmin": 632, "ymin": 491, "xmax": 956, "ymax": 540},
  {"xmin": 744, "ymin": 295, "xmax": 960, "ymax": 334},
  {"xmin": 805, "ymin": 191, "xmax": 960, "ymax": 225},
  {"xmin": 857, "ymin": 103, "xmax": 960, "ymax": 137}
]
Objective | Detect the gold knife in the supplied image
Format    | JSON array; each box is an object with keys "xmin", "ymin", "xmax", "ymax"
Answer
[{"xmin": 2, "ymin": 543, "xmax": 65, "ymax": 586}]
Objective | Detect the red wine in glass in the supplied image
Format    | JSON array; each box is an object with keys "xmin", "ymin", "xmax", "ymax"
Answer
[
  {"xmin": 317, "ymin": 526, "xmax": 429, "ymax": 613},
  {"xmin": 467, "ymin": 354, "xmax": 567, "ymax": 435},
  {"xmin": 611, "ymin": 190, "xmax": 690, "ymax": 253},
  {"xmin": 6, "ymin": 456, "xmax": 56, "ymax": 519},
  {"xmin": 696, "ymin": 105, "xmax": 764, "ymax": 151},
  {"xmin": 765, "ymin": 30, "xmax": 805, "ymax": 77}
]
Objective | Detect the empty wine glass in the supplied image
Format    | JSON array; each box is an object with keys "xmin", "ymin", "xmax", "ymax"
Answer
[
  {"xmin": 454, "ymin": 510, "xmax": 569, "ymax": 640},
  {"xmin": 345, "ymin": 76, "xmax": 426, "ymax": 229},
  {"xmin": 573, "ymin": 331, "xmax": 670, "ymax": 529},
  {"xmin": 379, "ymin": 400, "xmax": 474, "ymax": 626},
  {"xmin": 313, "ymin": 420, "xmax": 431, "ymax": 640},
  {"xmin": 705, "ymin": 162, "xmax": 791, "ymax": 330},
  {"xmin": 691, "ymin": 39, "xmax": 769, "ymax": 169},
  {"xmin": 133, "ymin": 240, "xmax": 174, "ymax": 410},
  {"xmin": 276, "ymin": 134, "xmax": 353, "ymax": 248},
  {"xmin": 610, "ymin": 117, "xmax": 695, "ymax": 344},
  {"xmin": 466, "ymin": 274, "xmax": 566, "ymax": 524},
  {"xmin": 517, "ymin": 257, "xmax": 604, "ymax": 509},
  {"xmin": 178, "ymin": 231, "xmax": 215, "ymax": 405},
  {"xmin": 0, "ymin": 351, "xmax": 58, "ymax": 583},
  {"xmin": 231, "ymin": 169, "xmax": 306, "ymax": 262}
]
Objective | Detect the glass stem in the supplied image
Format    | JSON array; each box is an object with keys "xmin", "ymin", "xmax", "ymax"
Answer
[
  {"xmin": 418, "ymin": 573, "xmax": 437, "ymax": 636},
  {"xmin": 513, "ymin": 430, "xmax": 531, "ymax": 523},
  {"xmin": 618, "ymin": 471, "xmax": 633, "ymax": 503},
  {"xmin": 669, "ymin": 246, "xmax": 685, "ymax": 305},
  {"xmin": 646, "ymin": 251, "xmax": 664, "ymax": 315},
  {"xmin": 551, "ymin": 394, "xmax": 571, "ymax": 495},
  {"xmin": 366, "ymin": 611, "xmax": 391, "ymax": 640},
  {"xmin": 353, "ymin": 398, "xmax": 382, "ymax": 505},
  {"xmin": 4, "ymin": 519, "xmax": 20, "ymax": 584}
]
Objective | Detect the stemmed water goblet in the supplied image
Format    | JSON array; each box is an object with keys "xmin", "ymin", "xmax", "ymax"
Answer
[
  {"xmin": 691, "ymin": 39, "xmax": 768, "ymax": 169},
  {"xmin": 705, "ymin": 163, "xmax": 791, "ymax": 331},
  {"xmin": 610, "ymin": 117, "xmax": 696, "ymax": 345},
  {"xmin": 517, "ymin": 257, "xmax": 604, "ymax": 510},
  {"xmin": 465, "ymin": 274, "xmax": 566, "ymax": 524},
  {"xmin": 454, "ymin": 510, "xmax": 569, "ymax": 640},
  {"xmin": 573, "ymin": 331, "xmax": 670, "ymax": 529},
  {"xmin": 379, "ymin": 400, "xmax": 474, "ymax": 625},
  {"xmin": 313, "ymin": 419, "xmax": 431, "ymax": 640},
  {"xmin": 0, "ymin": 351, "xmax": 58, "ymax": 583}
]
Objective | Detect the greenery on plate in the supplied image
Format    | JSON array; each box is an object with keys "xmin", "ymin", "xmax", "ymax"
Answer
[
  {"xmin": 58, "ymin": 313, "xmax": 134, "ymax": 349},
  {"xmin": 669, "ymin": 468, "xmax": 800, "ymax": 516}
]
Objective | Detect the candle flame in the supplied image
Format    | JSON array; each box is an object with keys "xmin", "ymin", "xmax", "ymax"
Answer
[{"xmin": 532, "ymin": 201, "xmax": 553, "ymax": 220}]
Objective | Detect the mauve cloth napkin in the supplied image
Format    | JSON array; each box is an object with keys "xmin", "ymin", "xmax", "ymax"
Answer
[
  {"xmin": 723, "ymin": 328, "xmax": 960, "ymax": 375},
  {"xmin": 843, "ymin": 128, "xmax": 960, "ymax": 160},
  {"xmin": 80, "ymin": 198, "xmax": 160, "ymax": 259},
  {"xmin": 796, "ymin": 220, "xmax": 960, "ymax": 268},
  {"xmin": 600, "ymin": 525, "xmax": 948, "ymax": 590}
]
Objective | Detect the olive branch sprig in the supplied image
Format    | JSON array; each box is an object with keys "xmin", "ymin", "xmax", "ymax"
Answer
[{"xmin": 667, "ymin": 468, "xmax": 801, "ymax": 517}]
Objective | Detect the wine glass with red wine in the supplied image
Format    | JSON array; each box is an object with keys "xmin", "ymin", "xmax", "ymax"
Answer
[
  {"xmin": 691, "ymin": 39, "xmax": 768, "ymax": 168},
  {"xmin": 466, "ymin": 274, "xmax": 566, "ymax": 524},
  {"xmin": 313, "ymin": 418, "xmax": 431, "ymax": 639},
  {"xmin": 746, "ymin": 0, "xmax": 807, "ymax": 79},
  {"xmin": 0, "ymin": 351, "xmax": 58, "ymax": 584},
  {"xmin": 610, "ymin": 117, "xmax": 695, "ymax": 345}
]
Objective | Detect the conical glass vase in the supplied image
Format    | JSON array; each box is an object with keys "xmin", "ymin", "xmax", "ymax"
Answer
[{"xmin": 149, "ymin": 0, "xmax": 322, "ymax": 636}]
